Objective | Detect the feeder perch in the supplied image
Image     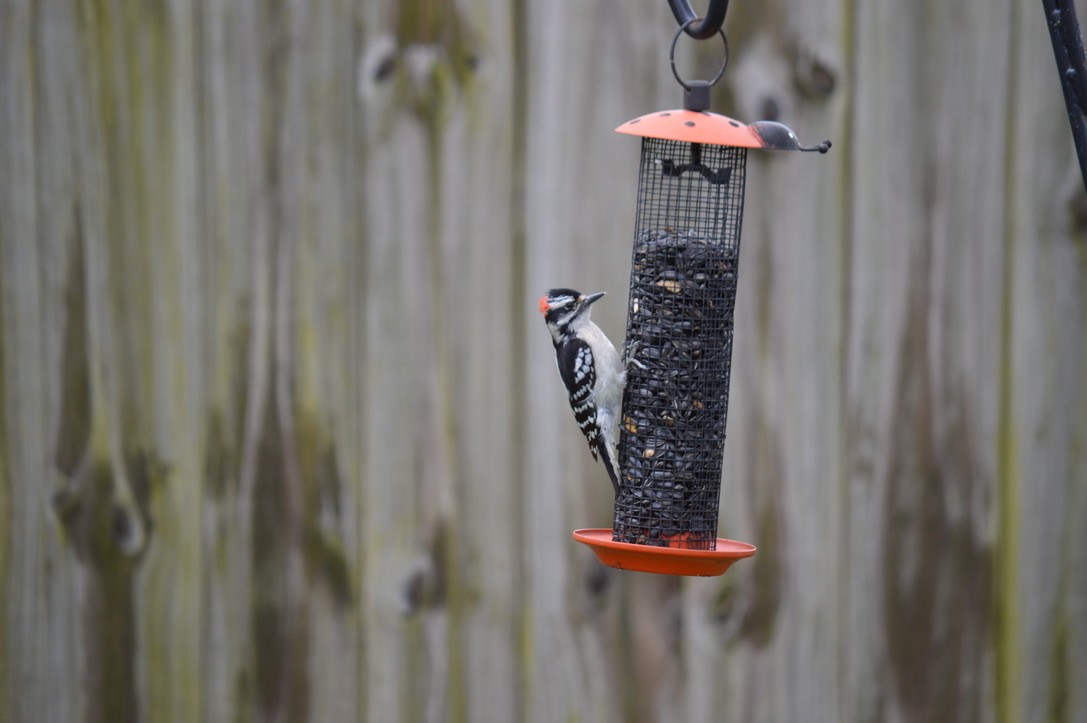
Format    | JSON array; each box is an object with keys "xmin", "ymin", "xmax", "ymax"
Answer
[{"xmin": 574, "ymin": 18, "xmax": 829, "ymax": 577}]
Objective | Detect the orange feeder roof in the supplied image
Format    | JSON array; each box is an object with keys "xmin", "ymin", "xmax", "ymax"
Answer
[
  {"xmin": 617, "ymin": 109, "xmax": 832, "ymax": 152},
  {"xmin": 617, "ymin": 109, "xmax": 761, "ymax": 147}
]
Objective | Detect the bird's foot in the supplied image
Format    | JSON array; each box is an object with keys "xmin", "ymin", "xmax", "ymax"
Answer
[{"xmin": 623, "ymin": 340, "xmax": 647, "ymax": 371}]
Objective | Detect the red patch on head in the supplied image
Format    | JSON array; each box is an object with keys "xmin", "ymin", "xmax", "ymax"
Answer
[{"xmin": 538, "ymin": 296, "xmax": 550, "ymax": 315}]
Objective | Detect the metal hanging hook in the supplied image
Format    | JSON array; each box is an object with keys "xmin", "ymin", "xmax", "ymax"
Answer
[{"xmin": 667, "ymin": 0, "xmax": 730, "ymax": 40}]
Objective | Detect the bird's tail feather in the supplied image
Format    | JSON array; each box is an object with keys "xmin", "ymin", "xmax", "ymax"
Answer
[{"xmin": 596, "ymin": 437, "xmax": 620, "ymax": 496}]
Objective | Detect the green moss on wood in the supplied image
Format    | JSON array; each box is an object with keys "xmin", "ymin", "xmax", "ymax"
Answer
[
  {"xmin": 302, "ymin": 521, "xmax": 353, "ymax": 607},
  {"xmin": 65, "ymin": 458, "xmax": 146, "ymax": 723},
  {"xmin": 996, "ymin": 59, "xmax": 1022, "ymax": 721},
  {"xmin": 387, "ymin": 0, "xmax": 477, "ymax": 129},
  {"xmin": 994, "ymin": 381, "xmax": 1020, "ymax": 723},
  {"xmin": 292, "ymin": 410, "xmax": 354, "ymax": 607},
  {"xmin": 0, "ymin": 220, "xmax": 8, "ymax": 722},
  {"xmin": 709, "ymin": 571, "xmax": 740, "ymax": 625},
  {"xmin": 251, "ymin": 389, "xmax": 311, "ymax": 721},
  {"xmin": 1047, "ymin": 608, "xmax": 1069, "ymax": 722},
  {"xmin": 738, "ymin": 492, "xmax": 783, "ymax": 647},
  {"xmin": 56, "ymin": 217, "xmax": 91, "ymax": 476}
]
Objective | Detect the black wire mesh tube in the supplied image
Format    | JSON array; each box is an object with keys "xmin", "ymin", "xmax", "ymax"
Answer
[{"xmin": 614, "ymin": 138, "xmax": 747, "ymax": 550}]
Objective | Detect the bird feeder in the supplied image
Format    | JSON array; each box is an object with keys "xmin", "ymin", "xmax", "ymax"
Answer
[{"xmin": 574, "ymin": 16, "xmax": 830, "ymax": 576}]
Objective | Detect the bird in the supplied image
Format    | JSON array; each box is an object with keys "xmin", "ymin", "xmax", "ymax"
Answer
[{"xmin": 538, "ymin": 288, "xmax": 625, "ymax": 495}]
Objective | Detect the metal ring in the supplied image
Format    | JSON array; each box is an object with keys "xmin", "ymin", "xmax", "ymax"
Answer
[{"xmin": 669, "ymin": 19, "xmax": 729, "ymax": 91}]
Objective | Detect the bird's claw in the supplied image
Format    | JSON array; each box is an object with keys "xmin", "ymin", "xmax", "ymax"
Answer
[{"xmin": 623, "ymin": 340, "xmax": 647, "ymax": 371}]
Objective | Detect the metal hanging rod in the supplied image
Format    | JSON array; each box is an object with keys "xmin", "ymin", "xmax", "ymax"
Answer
[
  {"xmin": 1043, "ymin": 0, "xmax": 1087, "ymax": 195},
  {"xmin": 667, "ymin": 0, "xmax": 730, "ymax": 40}
]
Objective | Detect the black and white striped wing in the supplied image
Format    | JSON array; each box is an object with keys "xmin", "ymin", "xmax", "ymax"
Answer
[{"xmin": 556, "ymin": 338, "xmax": 601, "ymax": 459}]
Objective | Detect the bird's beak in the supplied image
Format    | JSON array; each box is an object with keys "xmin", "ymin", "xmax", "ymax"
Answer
[{"xmin": 582, "ymin": 291, "xmax": 606, "ymax": 307}]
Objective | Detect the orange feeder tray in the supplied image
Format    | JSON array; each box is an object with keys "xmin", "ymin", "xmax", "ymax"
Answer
[{"xmin": 574, "ymin": 529, "xmax": 756, "ymax": 577}]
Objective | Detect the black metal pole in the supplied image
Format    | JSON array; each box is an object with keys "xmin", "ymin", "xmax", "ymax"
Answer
[{"xmin": 1043, "ymin": 0, "xmax": 1087, "ymax": 195}]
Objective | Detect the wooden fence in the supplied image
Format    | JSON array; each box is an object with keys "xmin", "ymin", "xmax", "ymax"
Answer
[{"xmin": 1, "ymin": 0, "xmax": 1084, "ymax": 721}]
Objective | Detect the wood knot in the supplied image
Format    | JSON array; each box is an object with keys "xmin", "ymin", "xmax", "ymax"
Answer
[{"xmin": 793, "ymin": 47, "xmax": 837, "ymax": 100}]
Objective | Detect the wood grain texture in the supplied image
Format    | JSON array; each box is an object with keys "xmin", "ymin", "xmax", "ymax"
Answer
[{"xmin": 1, "ymin": 0, "xmax": 1085, "ymax": 721}]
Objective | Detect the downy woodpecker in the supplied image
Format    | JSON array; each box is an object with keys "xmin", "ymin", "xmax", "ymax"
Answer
[{"xmin": 538, "ymin": 288, "xmax": 625, "ymax": 495}]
